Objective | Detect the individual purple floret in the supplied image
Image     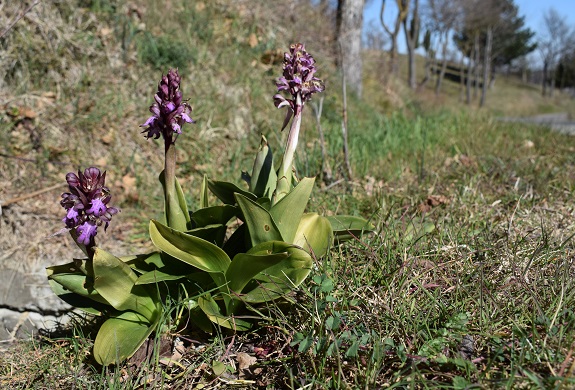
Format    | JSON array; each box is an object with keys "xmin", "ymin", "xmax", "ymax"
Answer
[
  {"xmin": 60, "ymin": 167, "xmax": 119, "ymax": 246},
  {"xmin": 140, "ymin": 69, "xmax": 195, "ymax": 142},
  {"xmin": 273, "ymin": 43, "xmax": 325, "ymax": 131}
]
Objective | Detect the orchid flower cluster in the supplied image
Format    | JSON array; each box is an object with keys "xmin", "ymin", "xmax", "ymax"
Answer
[
  {"xmin": 47, "ymin": 44, "xmax": 372, "ymax": 366},
  {"xmin": 60, "ymin": 168, "xmax": 119, "ymax": 247}
]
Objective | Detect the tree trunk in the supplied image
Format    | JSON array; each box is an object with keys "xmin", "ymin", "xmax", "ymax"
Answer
[
  {"xmin": 550, "ymin": 68, "xmax": 555, "ymax": 97},
  {"xmin": 466, "ymin": 56, "xmax": 472, "ymax": 104},
  {"xmin": 542, "ymin": 60, "xmax": 548, "ymax": 96},
  {"xmin": 473, "ymin": 31, "xmax": 480, "ymax": 100},
  {"xmin": 480, "ymin": 25, "xmax": 492, "ymax": 107},
  {"xmin": 459, "ymin": 53, "xmax": 465, "ymax": 102},
  {"xmin": 434, "ymin": 32, "xmax": 448, "ymax": 96},
  {"xmin": 381, "ymin": 0, "xmax": 407, "ymax": 76},
  {"xmin": 337, "ymin": 0, "xmax": 365, "ymax": 97},
  {"xmin": 403, "ymin": 0, "xmax": 419, "ymax": 89}
]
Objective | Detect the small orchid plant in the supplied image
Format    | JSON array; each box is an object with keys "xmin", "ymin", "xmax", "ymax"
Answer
[{"xmin": 47, "ymin": 43, "xmax": 372, "ymax": 366}]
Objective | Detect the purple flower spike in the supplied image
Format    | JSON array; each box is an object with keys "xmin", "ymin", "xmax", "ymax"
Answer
[
  {"xmin": 77, "ymin": 222, "xmax": 98, "ymax": 246},
  {"xmin": 274, "ymin": 43, "xmax": 324, "ymax": 130},
  {"xmin": 140, "ymin": 69, "xmax": 195, "ymax": 142},
  {"xmin": 60, "ymin": 167, "xmax": 119, "ymax": 247}
]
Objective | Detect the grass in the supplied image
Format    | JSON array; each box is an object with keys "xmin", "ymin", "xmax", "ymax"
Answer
[{"xmin": 1, "ymin": 0, "xmax": 575, "ymax": 388}]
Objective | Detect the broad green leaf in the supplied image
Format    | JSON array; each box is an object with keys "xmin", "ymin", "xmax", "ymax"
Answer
[
  {"xmin": 208, "ymin": 180, "xmax": 257, "ymax": 205},
  {"xmin": 404, "ymin": 221, "xmax": 435, "ymax": 242},
  {"xmin": 222, "ymin": 223, "xmax": 248, "ymax": 259},
  {"xmin": 269, "ymin": 177, "xmax": 314, "ymax": 243},
  {"xmin": 93, "ymin": 248, "xmax": 159, "ymax": 322},
  {"xmin": 175, "ymin": 175, "xmax": 191, "ymax": 225},
  {"xmin": 191, "ymin": 205, "xmax": 238, "ymax": 227},
  {"xmin": 200, "ymin": 174, "xmax": 209, "ymax": 208},
  {"xmin": 188, "ymin": 306, "xmax": 214, "ymax": 333},
  {"xmin": 49, "ymin": 272, "xmax": 110, "ymax": 305},
  {"xmin": 326, "ymin": 215, "xmax": 375, "ymax": 242},
  {"xmin": 226, "ymin": 252, "xmax": 289, "ymax": 294},
  {"xmin": 293, "ymin": 212, "xmax": 333, "ymax": 258},
  {"xmin": 241, "ymin": 241, "xmax": 313, "ymax": 303},
  {"xmin": 47, "ymin": 279, "xmax": 107, "ymax": 316},
  {"xmin": 197, "ymin": 294, "xmax": 251, "ymax": 331},
  {"xmin": 119, "ymin": 252, "xmax": 165, "ymax": 273},
  {"xmin": 159, "ymin": 171, "xmax": 191, "ymax": 231},
  {"xmin": 135, "ymin": 269, "xmax": 188, "ymax": 285},
  {"xmin": 256, "ymin": 197, "xmax": 272, "ymax": 210},
  {"xmin": 185, "ymin": 224, "xmax": 227, "ymax": 247},
  {"xmin": 235, "ymin": 193, "xmax": 283, "ymax": 247},
  {"xmin": 212, "ymin": 360, "xmax": 227, "ymax": 376},
  {"xmin": 249, "ymin": 135, "xmax": 277, "ymax": 198},
  {"xmin": 149, "ymin": 220, "xmax": 231, "ymax": 274},
  {"xmin": 93, "ymin": 311, "xmax": 159, "ymax": 365}
]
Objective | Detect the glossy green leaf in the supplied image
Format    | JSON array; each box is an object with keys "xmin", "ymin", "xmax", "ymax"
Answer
[
  {"xmin": 135, "ymin": 269, "xmax": 188, "ymax": 285},
  {"xmin": 241, "ymin": 241, "xmax": 313, "ymax": 303},
  {"xmin": 197, "ymin": 294, "xmax": 251, "ymax": 331},
  {"xmin": 222, "ymin": 223, "xmax": 248, "ymax": 259},
  {"xmin": 119, "ymin": 252, "xmax": 165, "ymax": 273},
  {"xmin": 326, "ymin": 215, "xmax": 375, "ymax": 242},
  {"xmin": 92, "ymin": 248, "xmax": 159, "ymax": 322},
  {"xmin": 159, "ymin": 171, "xmax": 190, "ymax": 231},
  {"xmin": 48, "ymin": 272, "xmax": 110, "ymax": 305},
  {"xmin": 226, "ymin": 252, "xmax": 289, "ymax": 294},
  {"xmin": 208, "ymin": 180, "xmax": 257, "ymax": 205},
  {"xmin": 404, "ymin": 221, "xmax": 435, "ymax": 242},
  {"xmin": 188, "ymin": 305, "xmax": 214, "ymax": 333},
  {"xmin": 149, "ymin": 220, "xmax": 231, "ymax": 274},
  {"xmin": 93, "ymin": 311, "xmax": 158, "ymax": 366},
  {"xmin": 47, "ymin": 279, "xmax": 107, "ymax": 316},
  {"xmin": 269, "ymin": 177, "xmax": 315, "ymax": 243},
  {"xmin": 185, "ymin": 224, "xmax": 227, "ymax": 247},
  {"xmin": 293, "ymin": 212, "xmax": 333, "ymax": 258},
  {"xmin": 235, "ymin": 193, "xmax": 283, "ymax": 247},
  {"xmin": 200, "ymin": 174, "xmax": 209, "ymax": 209},
  {"xmin": 191, "ymin": 205, "xmax": 238, "ymax": 227},
  {"xmin": 249, "ymin": 134, "xmax": 277, "ymax": 198}
]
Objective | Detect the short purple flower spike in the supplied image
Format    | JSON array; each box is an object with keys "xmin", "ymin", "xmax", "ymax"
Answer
[
  {"xmin": 60, "ymin": 167, "xmax": 119, "ymax": 246},
  {"xmin": 140, "ymin": 69, "xmax": 195, "ymax": 141},
  {"xmin": 273, "ymin": 43, "xmax": 324, "ymax": 130}
]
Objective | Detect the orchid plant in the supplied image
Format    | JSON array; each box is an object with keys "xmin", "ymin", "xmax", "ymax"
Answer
[{"xmin": 47, "ymin": 44, "xmax": 373, "ymax": 366}]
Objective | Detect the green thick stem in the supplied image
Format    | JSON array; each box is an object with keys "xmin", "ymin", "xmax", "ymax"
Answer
[
  {"xmin": 164, "ymin": 139, "xmax": 187, "ymax": 231},
  {"xmin": 273, "ymin": 95, "xmax": 303, "ymax": 205}
]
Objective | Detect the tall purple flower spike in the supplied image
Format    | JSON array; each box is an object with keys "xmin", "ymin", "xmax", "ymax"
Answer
[
  {"xmin": 273, "ymin": 43, "xmax": 325, "ymax": 131},
  {"xmin": 60, "ymin": 167, "xmax": 119, "ymax": 246},
  {"xmin": 140, "ymin": 69, "xmax": 195, "ymax": 141}
]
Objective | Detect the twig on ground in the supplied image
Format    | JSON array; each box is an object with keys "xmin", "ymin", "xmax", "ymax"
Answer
[
  {"xmin": 0, "ymin": 0, "xmax": 40, "ymax": 39},
  {"xmin": 0, "ymin": 183, "xmax": 65, "ymax": 209}
]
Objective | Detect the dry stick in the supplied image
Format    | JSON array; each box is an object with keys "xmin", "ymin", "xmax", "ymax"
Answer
[
  {"xmin": 0, "ymin": 0, "xmax": 40, "ymax": 39},
  {"xmin": 0, "ymin": 183, "xmax": 65, "ymax": 208},
  {"xmin": 341, "ymin": 72, "xmax": 353, "ymax": 181},
  {"xmin": 311, "ymin": 97, "xmax": 332, "ymax": 184}
]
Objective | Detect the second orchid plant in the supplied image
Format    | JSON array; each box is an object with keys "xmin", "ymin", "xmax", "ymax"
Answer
[{"xmin": 47, "ymin": 43, "xmax": 373, "ymax": 366}]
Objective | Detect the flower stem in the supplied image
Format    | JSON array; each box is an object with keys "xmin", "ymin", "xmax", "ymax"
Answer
[
  {"xmin": 273, "ymin": 94, "xmax": 303, "ymax": 205},
  {"xmin": 164, "ymin": 138, "xmax": 187, "ymax": 231}
]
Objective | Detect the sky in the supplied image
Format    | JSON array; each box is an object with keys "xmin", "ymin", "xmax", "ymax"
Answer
[{"xmin": 363, "ymin": 0, "xmax": 575, "ymax": 57}]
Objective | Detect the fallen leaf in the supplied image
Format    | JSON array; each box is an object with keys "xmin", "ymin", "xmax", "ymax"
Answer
[
  {"xmin": 100, "ymin": 129, "xmax": 114, "ymax": 145},
  {"xmin": 236, "ymin": 352, "xmax": 257, "ymax": 370},
  {"xmin": 248, "ymin": 33, "xmax": 258, "ymax": 48}
]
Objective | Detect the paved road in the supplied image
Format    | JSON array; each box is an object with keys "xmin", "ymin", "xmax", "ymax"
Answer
[{"xmin": 500, "ymin": 113, "xmax": 575, "ymax": 135}]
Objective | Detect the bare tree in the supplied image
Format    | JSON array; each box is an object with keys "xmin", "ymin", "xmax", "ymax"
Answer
[
  {"xmin": 424, "ymin": 0, "xmax": 460, "ymax": 96},
  {"xmin": 336, "ymin": 0, "xmax": 366, "ymax": 97},
  {"xmin": 539, "ymin": 8, "xmax": 570, "ymax": 97},
  {"xmin": 380, "ymin": 0, "xmax": 409, "ymax": 75},
  {"xmin": 403, "ymin": 0, "xmax": 420, "ymax": 89}
]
